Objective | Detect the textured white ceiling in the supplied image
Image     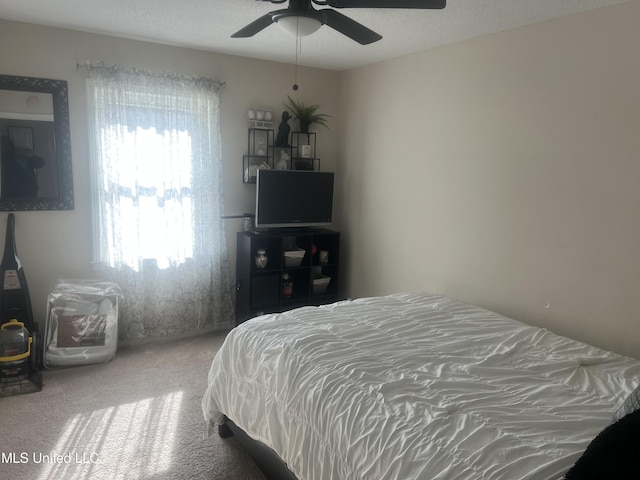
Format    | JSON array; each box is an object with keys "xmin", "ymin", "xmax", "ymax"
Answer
[{"xmin": 0, "ymin": 0, "xmax": 631, "ymax": 71}]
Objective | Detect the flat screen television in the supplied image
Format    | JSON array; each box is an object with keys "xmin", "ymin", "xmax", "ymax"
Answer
[{"xmin": 255, "ymin": 169, "xmax": 334, "ymax": 228}]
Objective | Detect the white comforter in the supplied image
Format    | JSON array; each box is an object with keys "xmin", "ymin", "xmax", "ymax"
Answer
[{"xmin": 202, "ymin": 292, "xmax": 640, "ymax": 480}]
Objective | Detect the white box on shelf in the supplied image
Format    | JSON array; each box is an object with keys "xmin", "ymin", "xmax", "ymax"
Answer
[
  {"xmin": 284, "ymin": 248, "xmax": 305, "ymax": 267},
  {"xmin": 312, "ymin": 275, "xmax": 331, "ymax": 295}
]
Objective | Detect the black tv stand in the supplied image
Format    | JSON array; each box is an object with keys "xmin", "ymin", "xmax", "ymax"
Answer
[{"xmin": 235, "ymin": 228, "xmax": 340, "ymax": 324}]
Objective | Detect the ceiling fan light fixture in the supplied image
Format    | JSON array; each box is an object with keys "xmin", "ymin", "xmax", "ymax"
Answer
[{"xmin": 276, "ymin": 15, "xmax": 323, "ymax": 36}]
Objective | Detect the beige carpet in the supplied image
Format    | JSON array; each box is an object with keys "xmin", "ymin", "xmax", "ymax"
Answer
[{"xmin": 0, "ymin": 331, "xmax": 267, "ymax": 480}]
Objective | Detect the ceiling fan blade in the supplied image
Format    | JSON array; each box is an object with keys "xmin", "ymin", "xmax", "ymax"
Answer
[
  {"xmin": 322, "ymin": 9, "xmax": 382, "ymax": 45},
  {"xmin": 323, "ymin": 0, "xmax": 445, "ymax": 8},
  {"xmin": 231, "ymin": 13, "xmax": 276, "ymax": 38}
]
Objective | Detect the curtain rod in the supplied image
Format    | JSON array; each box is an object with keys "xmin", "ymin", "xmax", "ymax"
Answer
[{"xmin": 76, "ymin": 60, "xmax": 225, "ymax": 90}]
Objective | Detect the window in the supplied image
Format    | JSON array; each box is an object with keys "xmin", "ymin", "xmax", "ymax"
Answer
[
  {"xmin": 85, "ymin": 65, "xmax": 233, "ymax": 339},
  {"xmin": 86, "ymin": 67, "xmax": 225, "ymax": 270}
]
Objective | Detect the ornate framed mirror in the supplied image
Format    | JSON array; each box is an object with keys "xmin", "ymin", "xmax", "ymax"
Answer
[{"xmin": 0, "ymin": 74, "xmax": 74, "ymax": 210}]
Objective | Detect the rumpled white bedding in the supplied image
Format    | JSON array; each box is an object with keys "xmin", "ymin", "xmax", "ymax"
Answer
[{"xmin": 202, "ymin": 292, "xmax": 640, "ymax": 480}]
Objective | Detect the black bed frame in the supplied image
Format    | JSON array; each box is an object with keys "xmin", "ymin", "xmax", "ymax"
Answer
[{"xmin": 218, "ymin": 416, "xmax": 299, "ymax": 480}]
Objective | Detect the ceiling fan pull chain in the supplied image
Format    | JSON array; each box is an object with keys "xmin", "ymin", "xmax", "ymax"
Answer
[{"xmin": 293, "ymin": 19, "xmax": 301, "ymax": 90}]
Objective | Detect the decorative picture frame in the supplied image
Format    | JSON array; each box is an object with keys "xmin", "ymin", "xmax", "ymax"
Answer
[{"xmin": 0, "ymin": 74, "xmax": 74, "ymax": 211}]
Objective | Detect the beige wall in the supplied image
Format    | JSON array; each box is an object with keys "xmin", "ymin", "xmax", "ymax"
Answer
[
  {"xmin": 0, "ymin": 20, "xmax": 341, "ymax": 329},
  {"xmin": 338, "ymin": 1, "xmax": 640, "ymax": 359}
]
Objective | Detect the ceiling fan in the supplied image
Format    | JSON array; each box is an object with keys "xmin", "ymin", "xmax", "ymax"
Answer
[{"xmin": 232, "ymin": 0, "xmax": 446, "ymax": 45}]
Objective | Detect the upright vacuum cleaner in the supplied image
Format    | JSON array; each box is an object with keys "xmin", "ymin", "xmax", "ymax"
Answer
[{"xmin": 0, "ymin": 213, "xmax": 42, "ymax": 396}]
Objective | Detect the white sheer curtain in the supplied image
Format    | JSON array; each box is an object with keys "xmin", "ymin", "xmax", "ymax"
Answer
[{"xmin": 86, "ymin": 63, "xmax": 234, "ymax": 340}]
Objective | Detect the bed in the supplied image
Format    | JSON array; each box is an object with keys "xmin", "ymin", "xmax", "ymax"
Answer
[{"xmin": 202, "ymin": 292, "xmax": 640, "ymax": 479}]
